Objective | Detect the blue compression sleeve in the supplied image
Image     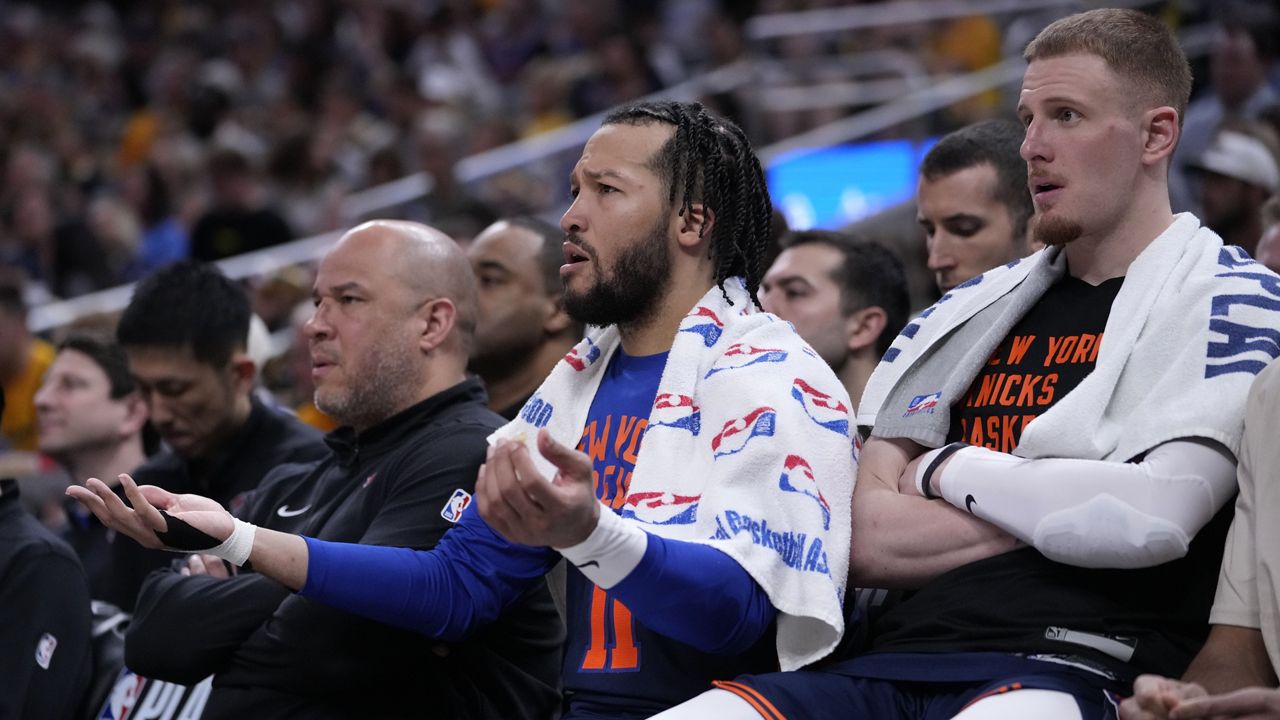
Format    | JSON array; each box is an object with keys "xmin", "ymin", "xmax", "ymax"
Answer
[
  {"xmin": 300, "ymin": 511, "xmax": 557, "ymax": 641},
  {"xmin": 609, "ymin": 533, "xmax": 777, "ymax": 655}
]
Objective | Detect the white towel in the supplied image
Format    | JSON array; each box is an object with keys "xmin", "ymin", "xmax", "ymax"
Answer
[
  {"xmin": 491, "ymin": 279, "xmax": 856, "ymax": 670},
  {"xmin": 860, "ymin": 213, "xmax": 1280, "ymax": 461}
]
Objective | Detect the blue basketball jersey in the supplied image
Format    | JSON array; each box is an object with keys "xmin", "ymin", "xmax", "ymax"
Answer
[{"xmin": 562, "ymin": 349, "xmax": 777, "ymax": 719}]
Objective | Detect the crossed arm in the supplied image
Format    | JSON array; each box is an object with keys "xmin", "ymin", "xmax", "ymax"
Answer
[{"xmin": 851, "ymin": 434, "xmax": 1237, "ymax": 587}]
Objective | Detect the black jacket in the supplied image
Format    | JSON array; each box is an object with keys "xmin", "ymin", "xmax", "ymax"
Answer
[
  {"xmin": 128, "ymin": 379, "xmax": 563, "ymax": 719},
  {"xmin": 0, "ymin": 479, "xmax": 92, "ymax": 720}
]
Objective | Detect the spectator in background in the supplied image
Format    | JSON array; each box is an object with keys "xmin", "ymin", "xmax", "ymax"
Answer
[
  {"xmin": 190, "ymin": 149, "xmax": 293, "ymax": 261},
  {"xmin": 35, "ymin": 334, "xmax": 149, "ymax": 598},
  {"xmin": 569, "ymin": 31, "xmax": 664, "ymax": 118},
  {"xmin": 1172, "ymin": 4, "xmax": 1280, "ymax": 214},
  {"xmin": 1188, "ymin": 126, "xmax": 1280, "ymax": 255},
  {"xmin": 467, "ymin": 216, "xmax": 582, "ymax": 419},
  {"xmin": 118, "ymin": 162, "xmax": 190, "ymax": 281},
  {"xmin": 0, "ymin": 385, "xmax": 92, "ymax": 720},
  {"xmin": 5, "ymin": 184, "xmax": 114, "ymax": 298},
  {"xmin": 407, "ymin": 116, "xmax": 497, "ymax": 241},
  {"xmin": 1258, "ymin": 195, "xmax": 1280, "ymax": 274},
  {"xmin": 760, "ymin": 230, "xmax": 909, "ymax": 408},
  {"xmin": 0, "ymin": 279, "xmax": 55, "ymax": 452},
  {"xmin": 104, "ymin": 260, "xmax": 326, "ymax": 608},
  {"xmin": 917, "ymin": 119, "xmax": 1036, "ymax": 294}
]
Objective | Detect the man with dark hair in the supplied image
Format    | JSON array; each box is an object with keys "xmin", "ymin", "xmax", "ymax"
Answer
[
  {"xmin": 36, "ymin": 334, "xmax": 149, "ymax": 597},
  {"xmin": 761, "ymin": 230, "xmax": 909, "ymax": 407},
  {"xmin": 917, "ymin": 119, "xmax": 1036, "ymax": 293},
  {"xmin": 661, "ymin": 8, "xmax": 1280, "ymax": 719},
  {"xmin": 71, "ymin": 101, "xmax": 856, "ymax": 719},
  {"xmin": 108, "ymin": 260, "xmax": 326, "ymax": 608},
  {"xmin": 95, "ymin": 222, "xmax": 562, "ymax": 719},
  {"xmin": 467, "ymin": 216, "xmax": 583, "ymax": 419},
  {"xmin": 0, "ymin": 387, "xmax": 94, "ymax": 720}
]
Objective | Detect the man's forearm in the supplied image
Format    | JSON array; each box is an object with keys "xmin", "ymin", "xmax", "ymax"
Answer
[
  {"xmin": 1183, "ymin": 625, "xmax": 1278, "ymax": 694},
  {"xmin": 246, "ymin": 527, "xmax": 311, "ymax": 590},
  {"xmin": 850, "ymin": 436, "xmax": 1019, "ymax": 589}
]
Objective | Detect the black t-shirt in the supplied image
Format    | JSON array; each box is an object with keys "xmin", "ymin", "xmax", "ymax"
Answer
[
  {"xmin": 866, "ymin": 274, "xmax": 1233, "ymax": 681},
  {"xmin": 948, "ymin": 274, "xmax": 1121, "ymax": 451}
]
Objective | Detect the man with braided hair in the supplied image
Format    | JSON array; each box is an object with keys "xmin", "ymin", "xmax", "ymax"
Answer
[{"xmin": 69, "ymin": 101, "xmax": 856, "ymax": 718}]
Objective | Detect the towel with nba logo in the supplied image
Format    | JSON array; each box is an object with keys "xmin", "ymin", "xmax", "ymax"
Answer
[{"xmin": 490, "ymin": 278, "xmax": 855, "ymax": 670}]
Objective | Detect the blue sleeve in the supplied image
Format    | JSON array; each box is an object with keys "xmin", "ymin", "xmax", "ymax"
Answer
[
  {"xmin": 609, "ymin": 533, "xmax": 777, "ymax": 655},
  {"xmin": 299, "ymin": 509, "xmax": 558, "ymax": 642}
]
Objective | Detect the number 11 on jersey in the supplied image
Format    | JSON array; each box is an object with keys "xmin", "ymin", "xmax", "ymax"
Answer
[{"xmin": 580, "ymin": 585, "xmax": 641, "ymax": 671}]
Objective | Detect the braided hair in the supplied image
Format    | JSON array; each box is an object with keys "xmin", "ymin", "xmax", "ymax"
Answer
[{"xmin": 602, "ymin": 101, "xmax": 773, "ymax": 306}]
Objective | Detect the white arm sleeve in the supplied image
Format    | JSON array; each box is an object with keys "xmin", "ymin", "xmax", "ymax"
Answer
[{"xmin": 931, "ymin": 439, "xmax": 1237, "ymax": 569}]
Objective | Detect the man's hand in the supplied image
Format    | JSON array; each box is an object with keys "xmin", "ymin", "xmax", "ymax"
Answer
[
  {"xmin": 1170, "ymin": 687, "xmax": 1280, "ymax": 719},
  {"xmin": 65, "ymin": 473, "xmax": 233, "ymax": 550},
  {"xmin": 476, "ymin": 429, "xmax": 600, "ymax": 548},
  {"xmin": 1120, "ymin": 675, "xmax": 1209, "ymax": 719},
  {"xmin": 180, "ymin": 554, "xmax": 236, "ymax": 578}
]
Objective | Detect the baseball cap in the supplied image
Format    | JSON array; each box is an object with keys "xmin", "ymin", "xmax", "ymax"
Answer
[{"xmin": 1190, "ymin": 130, "xmax": 1280, "ymax": 192}]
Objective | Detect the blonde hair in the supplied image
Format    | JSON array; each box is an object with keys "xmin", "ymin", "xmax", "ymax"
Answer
[{"xmin": 1025, "ymin": 8, "xmax": 1192, "ymax": 128}]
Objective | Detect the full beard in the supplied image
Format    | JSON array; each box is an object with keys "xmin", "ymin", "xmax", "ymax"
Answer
[{"xmin": 563, "ymin": 220, "xmax": 672, "ymax": 328}]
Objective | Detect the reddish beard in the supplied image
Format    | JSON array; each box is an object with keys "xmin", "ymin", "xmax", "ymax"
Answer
[{"xmin": 1032, "ymin": 213, "xmax": 1083, "ymax": 246}]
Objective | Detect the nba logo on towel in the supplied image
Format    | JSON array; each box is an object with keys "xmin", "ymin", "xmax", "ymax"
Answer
[
  {"xmin": 791, "ymin": 378, "xmax": 849, "ymax": 435},
  {"xmin": 706, "ymin": 344, "xmax": 789, "ymax": 377},
  {"xmin": 99, "ymin": 670, "xmax": 145, "ymax": 719},
  {"xmin": 712, "ymin": 406, "xmax": 777, "ymax": 458},
  {"xmin": 651, "ymin": 393, "xmax": 701, "ymax": 435},
  {"xmin": 440, "ymin": 489, "xmax": 472, "ymax": 523},
  {"xmin": 622, "ymin": 491, "xmax": 702, "ymax": 525},
  {"xmin": 564, "ymin": 337, "xmax": 601, "ymax": 371},
  {"xmin": 679, "ymin": 306, "xmax": 725, "ymax": 347},
  {"xmin": 903, "ymin": 392, "xmax": 942, "ymax": 417},
  {"xmin": 779, "ymin": 455, "xmax": 831, "ymax": 530}
]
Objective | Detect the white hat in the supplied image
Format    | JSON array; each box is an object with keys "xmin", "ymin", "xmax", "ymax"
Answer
[{"xmin": 1190, "ymin": 130, "xmax": 1279, "ymax": 192}]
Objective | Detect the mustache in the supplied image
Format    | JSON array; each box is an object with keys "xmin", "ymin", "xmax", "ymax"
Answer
[{"xmin": 565, "ymin": 233, "xmax": 599, "ymax": 262}]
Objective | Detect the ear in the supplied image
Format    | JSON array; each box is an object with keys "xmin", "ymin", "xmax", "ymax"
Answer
[
  {"xmin": 543, "ymin": 295, "xmax": 573, "ymax": 336},
  {"xmin": 119, "ymin": 392, "xmax": 149, "ymax": 436},
  {"xmin": 675, "ymin": 203, "xmax": 715, "ymax": 251},
  {"xmin": 229, "ymin": 352, "xmax": 257, "ymax": 396},
  {"xmin": 846, "ymin": 306, "xmax": 887, "ymax": 354},
  {"xmin": 1141, "ymin": 106, "xmax": 1180, "ymax": 166},
  {"xmin": 418, "ymin": 298, "xmax": 458, "ymax": 354}
]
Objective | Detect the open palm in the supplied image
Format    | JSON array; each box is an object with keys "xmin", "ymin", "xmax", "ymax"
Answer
[{"xmin": 66, "ymin": 473, "xmax": 234, "ymax": 550}]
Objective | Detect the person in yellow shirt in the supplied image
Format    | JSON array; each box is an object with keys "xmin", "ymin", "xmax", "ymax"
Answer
[{"xmin": 0, "ymin": 282, "xmax": 54, "ymax": 452}]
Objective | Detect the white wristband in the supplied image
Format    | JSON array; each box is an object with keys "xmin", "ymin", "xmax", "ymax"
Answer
[
  {"xmin": 205, "ymin": 517, "xmax": 257, "ymax": 567},
  {"xmin": 556, "ymin": 507, "xmax": 648, "ymax": 589},
  {"xmin": 915, "ymin": 446, "xmax": 946, "ymax": 497}
]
